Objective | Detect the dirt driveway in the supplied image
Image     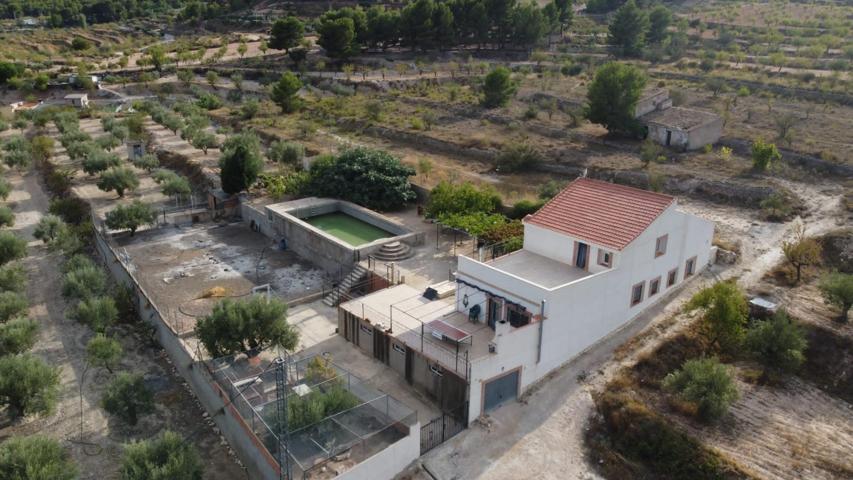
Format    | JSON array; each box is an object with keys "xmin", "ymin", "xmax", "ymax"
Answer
[{"xmin": 0, "ymin": 170, "xmax": 245, "ymax": 480}]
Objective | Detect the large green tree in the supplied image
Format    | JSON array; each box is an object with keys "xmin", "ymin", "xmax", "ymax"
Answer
[
  {"xmin": 196, "ymin": 296, "xmax": 299, "ymax": 357},
  {"xmin": 585, "ymin": 62, "xmax": 647, "ymax": 136},
  {"xmin": 219, "ymin": 133, "xmax": 264, "ymax": 194},
  {"xmin": 270, "ymin": 16, "xmax": 305, "ymax": 53},
  {"xmin": 303, "ymin": 148, "xmax": 417, "ymax": 211},
  {"xmin": 0, "ymin": 435, "xmax": 78, "ymax": 480},
  {"xmin": 663, "ymin": 357, "xmax": 738, "ymax": 422},
  {"xmin": 686, "ymin": 281, "xmax": 748, "ymax": 351},
  {"xmin": 608, "ymin": 0, "xmax": 649, "ymax": 57},
  {"xmin": 317, "ymin": 16, "xmax": 357, "ymax": 59},
  {"xmin": 101, "ymin": 372, "xmax": 155, "ymax": 426},
  {"xmin": 745, "ymin": 311, "xmax": 807, "ymax": 376},
  {"xmin": 98, "ymin": 166, "xmax": 140, "ymax": 198},
  {"xmin": 647, "ymin": 4, "xmax": 672, "ymax": 44},
  {"xmin": 481, "ymin": 66, "xmax": 518, "ymax": 108},
  {"xmin": 105, "ymin": 201, "xmax": 156, "ymax": 236}
]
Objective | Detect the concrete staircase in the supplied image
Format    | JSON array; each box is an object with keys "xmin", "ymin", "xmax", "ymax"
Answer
[
  {"xmin": 371, "ymin": 241, "xmax": 413, "ymax": 262},
  {"xmin": 322, "ymin": 264, "xmax": 368, "ymax": 307}
]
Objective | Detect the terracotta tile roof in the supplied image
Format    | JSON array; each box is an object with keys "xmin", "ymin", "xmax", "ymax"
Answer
[{"xmin": 525, "ymin": 178, "xmax": 674, "ymax": 251}]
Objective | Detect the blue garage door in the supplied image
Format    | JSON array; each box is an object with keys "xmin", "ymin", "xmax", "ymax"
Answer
[{"xmin": 483, "ymin": 370, "xmax": 519, "ymax": 413}]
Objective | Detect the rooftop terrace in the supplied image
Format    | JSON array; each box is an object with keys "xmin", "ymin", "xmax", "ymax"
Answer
[{"xmin": 487, "ymin": 250, "xmax": 592, "ymax": 288}]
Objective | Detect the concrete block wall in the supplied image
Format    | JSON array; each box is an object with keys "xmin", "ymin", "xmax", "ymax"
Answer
[{"xmin": 92, "ymin": 228, "xmax": 279, "ymax": 480}]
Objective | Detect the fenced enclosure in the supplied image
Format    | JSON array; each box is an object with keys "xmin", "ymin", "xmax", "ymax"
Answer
[
  {"xmin": 420, "ymin": 402, "xmax": 468, "ymax": 455},
  {"xmin": 205, "ymin": 352, "xmax": 418, "ymax": 479}
]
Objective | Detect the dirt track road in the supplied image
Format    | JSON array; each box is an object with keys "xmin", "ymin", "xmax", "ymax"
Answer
[{"xmin": 0, "ymin": 170, "xmax": 245, "ymax": 479}]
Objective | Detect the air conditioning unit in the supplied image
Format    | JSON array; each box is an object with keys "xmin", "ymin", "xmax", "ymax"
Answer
[{"xmin": 488, "ymin": 342, "xmax": 497, "ymax": 354}]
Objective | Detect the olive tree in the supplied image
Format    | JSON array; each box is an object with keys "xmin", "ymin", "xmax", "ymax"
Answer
[
  {"xmin": 0, "ymin": 231, "xmax": 26, "ymax": 265},
  {"xmin": 0, "ymin": 317, "xmax": 39, "ymax": 355},
  {"xmin": 0, "ymin": 264, "xmax": 26, "ymax": 292},
  {"xmin": 781, "ymin": 222, "xmax": 821, "ymax": 284},
  {"xmin": 86, "ymin": 334, "xmax": 124, "ymax": 373},
  {"xmin": 195, "ymin": 296, "xmax": 299, "ymax": 357},
  {"xmin": 0, "ymin": 205, "xmax": 14, "ymax": 228},
  {"xmin": 105, "ymin": 201, "xmax": 157, "ymax": 236},
  {"xmin": 62, "ymin": 265, "xmax": 108, "ymax": 300},
  {"xmin": 120, "ymin": 431, "xmax": 203, "ymax": 480},
  {"xmin": 101, "ymin": 372, "xmax": 155, "ymax": 426},
  {"xmin": 745, "ymin": 310, "xmax": 807, "ymax": 376},
  {"xmin": 98, "ymin": 166, "xmax": 140, "ymax": 197},
  {"xmin": 0, "ymin": 291, "xmax": 28, "ymax": 322},
  {"xmin": 0, "ymin": 436, "xmax": 77, "ymax": 480},
  {"xmin": 70, "ymin": 296, "xmax": 118, "ymax": 333},
  {"xmin": 0, "ymin": 354, "xmax": 60, "ymax": 418},
  {"xmin": 685, "ymin": 280, "xmax": 748, "ymax": 351},
  {"xmin": 663, "ymin": 357, "xmax": 738, "ymax": 422}
]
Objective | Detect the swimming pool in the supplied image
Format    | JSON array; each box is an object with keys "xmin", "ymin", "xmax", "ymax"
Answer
[{"xmin": 304, "ymin": 212, "xmax": 393, "ymax": 247}]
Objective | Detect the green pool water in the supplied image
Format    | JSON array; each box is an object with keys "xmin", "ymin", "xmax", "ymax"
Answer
[{"xmin": 304, "ymin": 212, "xmax": 393, "ymax": 246}]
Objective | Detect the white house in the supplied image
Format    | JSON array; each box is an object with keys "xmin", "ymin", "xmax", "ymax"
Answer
[
  {"xmin": 337, "ymin": 178, "xmax": 714, "ymax": 428},
  {"xmin": 64, "ymin": 93, "xmax": 89, "ymax": 108},
  {"xmin": 454, "ymin": 178, "xmax": 714, "ymax": 422}
]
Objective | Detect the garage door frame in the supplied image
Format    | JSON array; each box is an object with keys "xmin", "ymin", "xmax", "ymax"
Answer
[{"xmin": 481, "ymin": 367, "xmax": 521, "ymax": 414}]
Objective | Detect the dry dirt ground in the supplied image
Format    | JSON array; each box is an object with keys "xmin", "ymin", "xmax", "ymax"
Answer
[
  {"xmin": 414, "ymin": 180, "xmax": 848, "ymax": 480},
  {"xmin": 0, "ymin": 170, "xmax": 245, "ymax": 480}
]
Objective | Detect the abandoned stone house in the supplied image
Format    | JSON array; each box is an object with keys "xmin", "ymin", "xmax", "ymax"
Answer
[{"xmin": 636, "ymin": 89, "xmax": 723, "ymax": 151}]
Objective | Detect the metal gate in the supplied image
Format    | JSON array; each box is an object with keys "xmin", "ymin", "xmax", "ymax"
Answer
[
  {"xmin": 420, "ymin": 404, "xmax": 467, "ymax": 454},
  {"xmin": 483, "ymin": 370, "xmax": 519, "ymax": 413}
]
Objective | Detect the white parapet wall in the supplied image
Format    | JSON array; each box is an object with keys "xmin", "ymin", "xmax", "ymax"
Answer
[{"xmin": 338, "ymin": 422, "xmax": 421, "ymax": 480}]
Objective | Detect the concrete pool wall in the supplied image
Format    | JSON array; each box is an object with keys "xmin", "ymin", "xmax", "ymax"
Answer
[{"xmin": 244, "ymin": 198, "xmax": 423, "ymax": 274}]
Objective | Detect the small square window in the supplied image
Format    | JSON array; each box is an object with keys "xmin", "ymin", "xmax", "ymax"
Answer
[
  {"xmin": 685, "ymin": 257, "xmax": 697, "ymax": 278},
  {"xmin": 630, "ymin": 282, "xmax": 644, "ymax": 306},
  {"xmin": 667, "ymin": 268, "xmax": 678, "ymax": 287},
  {"xmin": 597, "ymin": 249, "xmax": 612, "ymax": 267},
  {"xmin": 655, "ymin": 235, "xmax": 668, "ymax": 257},
  {"xmin": 649, "ymin": 277, "xmax": 661, "ymax": 296}
]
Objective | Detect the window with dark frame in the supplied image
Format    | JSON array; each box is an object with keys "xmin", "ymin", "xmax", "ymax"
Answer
[
  {"xmin": 506, "ymin": 303, "xmax": 531, "ymax": 328},
  {"xmin": 655, "ymin": 234, "xmax": 668, "ymax": 257},
  {"xmin": 685, "ymin": 257, "xmax": 697, "ymax": 278},
  {"xmin": 630, "ymin": 282, "xmax": 644, "ymax": 306},
  {"xmin": 597, "ymin": 249, "xmax": 612, "ymax": 268},
  {"xmin": 649, "ymin": 277, "xmax": 661, "ymax": 296},
  {"xmin": 667, "ymin": 268, "xmax": 678, "ymax": 287}
]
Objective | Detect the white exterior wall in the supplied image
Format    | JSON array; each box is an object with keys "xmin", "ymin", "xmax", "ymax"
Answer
[
  {"xmin": 459, "ymin": 206, "xmax": 714, "ymax": 423},
  {"xmin": 337, "ymin": 423, "xmax": 420, "ymax": 480},
  {"xmin": 522, "ymin": 223, "xmax": 619, "ymax": 274}
]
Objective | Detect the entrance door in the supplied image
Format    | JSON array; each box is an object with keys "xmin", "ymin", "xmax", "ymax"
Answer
[
  {"xmin": 576, "ymin": 242, "xmax": 588, "ymax": 269},
  {"xmin": 483, "ymin": 370, "xmax": 519, "ymax": 413},
  {"xmin": 665, "ymin": 130, "xmax": 672, "ymax": 146},
  {"xmin": 487, "ymin": 297, "xmax": 501, "ymax": 330}
]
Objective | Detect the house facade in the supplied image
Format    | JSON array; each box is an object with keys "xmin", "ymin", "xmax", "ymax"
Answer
[{"xmin": 455, "ymin": 178, "xmax": 715, "ymax": 422}]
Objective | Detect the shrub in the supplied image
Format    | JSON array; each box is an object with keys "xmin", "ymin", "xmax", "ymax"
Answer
[
  {"xmin": 0, "ymin": 317, "xmax": 39, "ymax": 355},
  {"xmin": 82, "ymin": 150, "xmax": 122, "ymax": 175},
  {"xmin": 819, "ymin": 272, "xmax": 853, "ymax": 323},
  {"xmin": 481, "ymin": 67, "xmax": 517, "ymax": 108},
  {"xmin": 750, "ymin": 139, "xmax": 781, "ymax": 172},
  {"xmin": 63, "ymin": 253, "xmax": 95, "ymax": 274},
  {"xmin": 268, "ymin": 140, "xmax": 305, "ymax": 165},
  {"xmin": 62, "ymin": 265, "xmax": 107, "ymax": 300},
  {"xmin": 510, "ymin": 199, "xmax": 545, "ymax": 219},
  {"xmin": 120, "ymin": 431, "xmax": 203, "ymax": 480},
  {"xmin": 426, "ymin": 181, "xmax": 502, "ymax": 218},
  {"xmin": 0, "ymin": 264, "xmax": 26, "ymax": 292},
  {"xmin": 663, "ymin": 357, "xmax": 738, "ymax": 422},
  {"xmin": 219, "ymin": 133, "xmax": 264, "ymax": 194},
  {"xmin": 538, "ymin": 180, "xmax": 565, "ymax": 200},
  {"xmin": 105, "ymin": 201, "xmax": 156, "ymax": 236},
  {"xmin": 0, "ymin": 206, "xmax": 14, "ymax": 228},
  {"xmin": 33, "ymin": 214, "xmax": 67, "ymax": 245},
  {"xmin": 240, "ymin": 99, "xmax": 259, "ymax": 120},
  {"xmin": 101, "ymin": 372, "xmax": 155, "ymax": 426},
  {"xmin": 745, "ymin": 310, "xmax": 806, "ymax": 375},
  {"xmin": 132, "ymin": 153, "xmax": 159, "ymax": 172},
  {"xmin": 0, "ymin": 354, "xmax": 60, "ymax": 418},
  {"xmin": 759, "ymin": 192, "xmax": 792, "ymax": 221},
  {"xmin": 495, "ymin": 143, "xmax": 542, "ymax": 173},
  {"xmin": 0, "ymin": 178, "xmax": 10, "ymax": 200},
  {"xmin": 86, "ymin": 334, "xmax": 123, "ymax": 373},
  {"xmin": 271, "ymin": 72, "xmax": 303, "ymax": 113},
  {"xmin": 685, "ymin": 281, "xmax": 748, "ymax": 351},
  {"xmin": 0, "ymin": 436, "xmax": 77, "ymax": 480},
  {"xmin": 0, "ymin": 231, "xmax": 26, "ymax": 265},
  {"xmin": 195, "ymin": 296, "xmax": 298, "ymax": 357},
  {"xmin": 161, "ymin": 175, "xmax": 192, "ymax": 198},
  {"xmin": 49, "ymin": 197, "xmax": 89, "ymax": 224},
  {"xmin": 0, "ymin": 290, "xmax": 28, "ymax": 322},
  {"xmin": 70, "ymin": 296, "xmax": 118, "ymax": 333}
]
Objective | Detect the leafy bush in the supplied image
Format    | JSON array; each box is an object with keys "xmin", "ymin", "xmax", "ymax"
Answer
[
  {"xmin": 0, "ymin": 205, "xmax": 14, "ymax": 228},
  {"xmin": 0, "ymin": 436, "xmax": 77, "ymax": 480},
  {"xmin": 101, "ymin": 372, "xmax": 155, "ymax": 426},
  {"xmin": 0, "ymin": 264, "xmax": 26, "ymax": 292},
  {"xmin": 819, "ymin": 272, "xmax": 852, "ymax": 323},
  {"xmin": 0, "ymin": 354, "xmax": 60, "ymax": 418},
  {"xmin": 132, "ymin": 153, "xmax": 159, "ymax": 172},
  {"xmin": 510, "ymin": 199, "xmax": 545, "ymax": 219},
  {"xmin": 426, "ymin": 181, "xmax": 502, "ymax": 218},
  {"xmin": 63, "ymin": 253, "xmax": 95, "ymax": 274},
  {"xmin": 195, "ymin": 296, "xmax": 298, "ymax": 357},
  {"xmin": 82, "ymin": 150, "xmax": 122, "ymax": 175},
  {"xmin": 0, "ymin": 291, "xmax": 28, "ymax": 322},
  {"xmin": 481, "ymin": 67, "xmax": 517, "ymax": 108},
  {"xmin": 0, "ymin": 178, "xmax": 10, "ymax": 200},
  {"xmin": 70, "ymin": 296, "xmax": 118, "ymax": 333},
  {"xmin": 663, "ymin": 357, "xmax": 738, "ymax": 422},
  {"xmin": 495, "ymin": 143, "xmax": 542, "ymax": 173},
  {"xmin": 62, "ymin": 265, "xmax": 107, "ymax": 300},
  {"xmin": 120, "ymin": 431, "xmax": 203, "ymax": 480},
  {"xmin": 268, "ymin": 140, "xmax": 305, "ymax": 165},
  {"xmin": 751, "ymin": 139, "xmax": 781, "ymax": 172},
  {"xmin": 86, "ymin": 334, "xmax": 123, "ymax": 373},
  {"xmin": 0, "ymin": 317, "xmax": 39, "ymax": 355},
  {"xmin": 303, "ymin": 148, "xmax": 416, "ymax": 211},
  {"xmin": 33, "ymin": 214, "xmax": 68, "ymax": 245},
  {"xmin": 685, "ymin": 281, "xmax": 748, "ymax": 351},
  {"xmin": 49, "ymin": 197, "xmax": 90, "ymax": 224},
  {"xmin": 161, "ymin": 175, "xmax": 192, "ymax": 198},
  {"xmin": 745, "ymin": 310, "xmax": 806, "ymax": 375},
  {"xmin": 0, "ymin": 231, "xmax": 26, "ymax": 266},
  {"xmin": 438, "ymin": 212, "xmax": 508, "ymax": 237}
]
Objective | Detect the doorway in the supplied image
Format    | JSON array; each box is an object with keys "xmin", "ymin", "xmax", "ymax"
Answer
[
  {"xmin": 665, "ymin": 130, "xmax": 672, "ymax": 146},
  {"xmin": 576, "ymin": 242, "xmax": 588, "ymax": 269},
  {"xmin": 483, "ymin": 369, "xmax": 520, "ymax": 413}
]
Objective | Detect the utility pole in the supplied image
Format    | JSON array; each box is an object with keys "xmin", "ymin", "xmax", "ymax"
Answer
[{"xmin": 275, "ymin": 356, "xmax": 291, "ymax": 480}]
